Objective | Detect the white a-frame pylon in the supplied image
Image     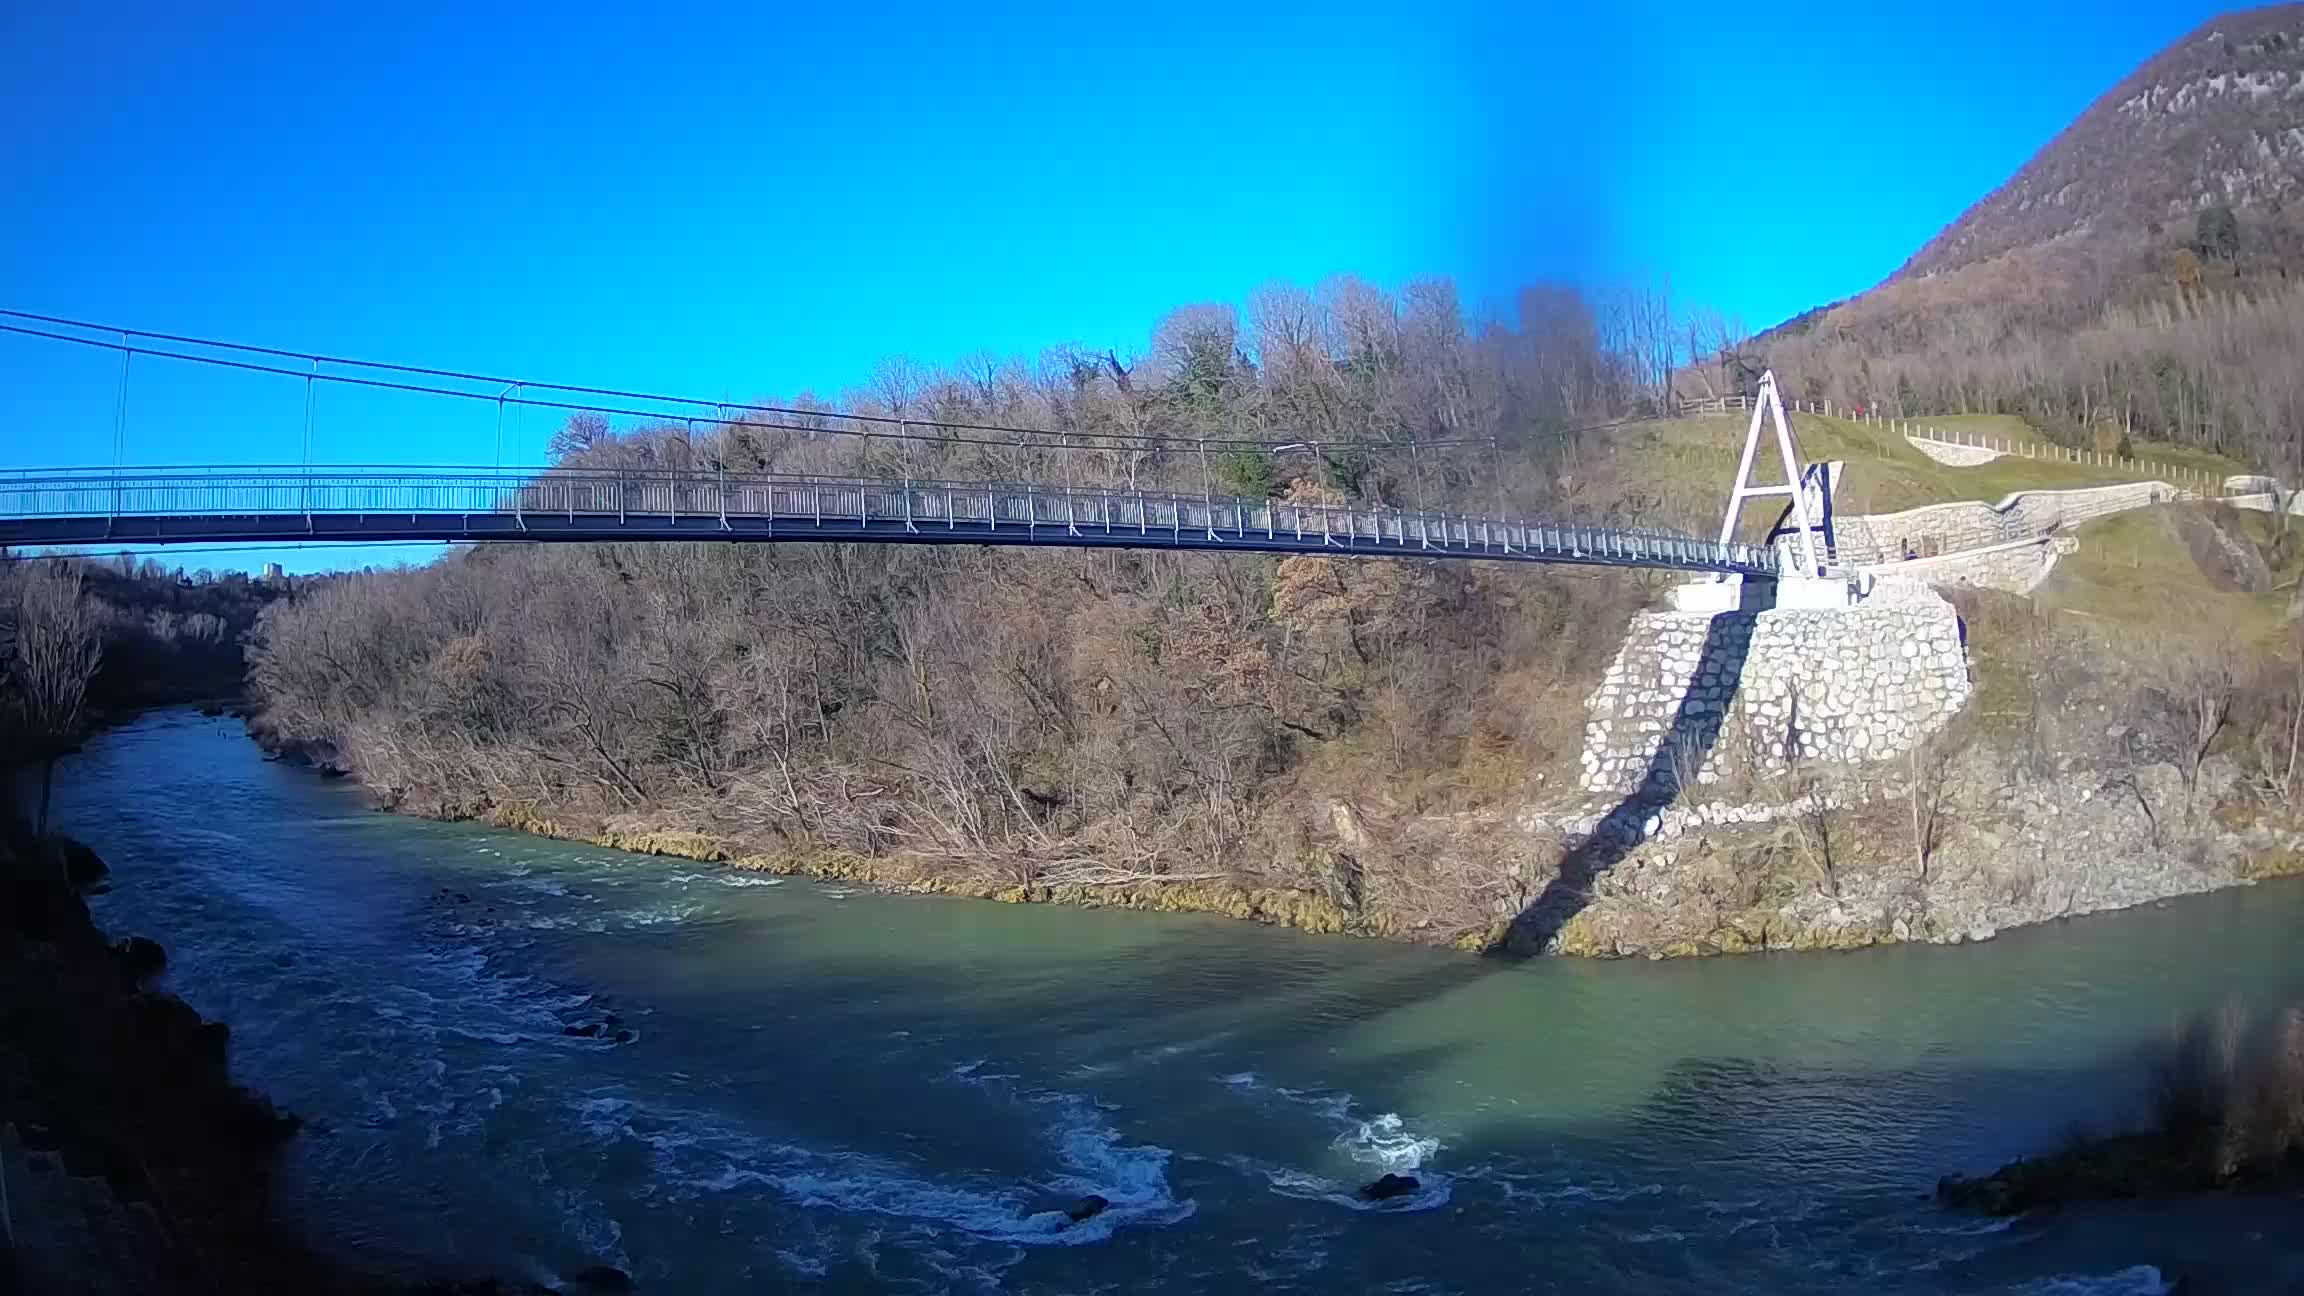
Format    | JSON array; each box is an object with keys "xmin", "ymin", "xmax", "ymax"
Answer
[{"xmin": 1716, "ymin": 370, "xmax": 1827, "ymax": 578}]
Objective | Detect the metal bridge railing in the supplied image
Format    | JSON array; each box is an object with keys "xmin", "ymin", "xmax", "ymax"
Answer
[{"xmin": 0, "ymin": 465, "xmax": 1782, "ymax": 576}]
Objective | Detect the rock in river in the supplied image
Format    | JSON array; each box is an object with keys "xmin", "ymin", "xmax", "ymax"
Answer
[
  {"xmin": 113, "ymin": 935, "xmax": 167, "ymax": 988},
  {"xmin": 1359, "ymin": 1173, "xmax": 1420, "ymax": 1202}
]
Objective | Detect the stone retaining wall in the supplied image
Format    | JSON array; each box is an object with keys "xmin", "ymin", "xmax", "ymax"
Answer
[
  {"xmin": 1834, "ymin": 502, "xmax": 2004, "ymax": 561},
  {"xmin": 1579, "ymin": 583, "xmax": 1971, "ymax": 795},
  {"xmin": 1855, "ymin": 535, "xmax": 2069, "ymax": 595},
  {"xmin": 1835, "ymin": 481, "xmax": 2186, "ymax": 563},
  {"xmin": 2227, "ymin": 490, "xmax": 2304, "ymax": 517}
]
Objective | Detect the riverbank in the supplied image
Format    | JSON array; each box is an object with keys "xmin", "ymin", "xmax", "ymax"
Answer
[
  {"xmin": 268, "ymin": 729, "xmax": 2304, "ymax": 964},
  {"xmin": 247, "ymin": 706, "xmax": 2304, "ymax": 960},
  {"xmin": 461, "ymin": 800, "xmax": 1391, "ymax": 937},
  {"xmin": 0, "ymin": 822, "xmax": 566, "ymax": 1294}
]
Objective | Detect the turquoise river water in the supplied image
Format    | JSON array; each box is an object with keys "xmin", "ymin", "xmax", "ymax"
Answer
[{"xmin": 52, "ymin": 709, "xmax": 2304, "ymax": 1294}]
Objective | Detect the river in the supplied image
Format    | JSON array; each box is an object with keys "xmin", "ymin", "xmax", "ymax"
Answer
[{"xmin": 49, "ymin": 709, "xmax": 2304, "ymax": 1294}]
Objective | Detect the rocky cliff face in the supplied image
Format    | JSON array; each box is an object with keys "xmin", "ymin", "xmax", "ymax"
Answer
[{"xmin": 1899, "ymin": 5, "xmax": 2304, "ymax": 280}]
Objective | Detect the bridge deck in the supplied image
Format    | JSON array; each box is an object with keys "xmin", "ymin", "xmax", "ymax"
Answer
[{"xmin": 0, "ymin": 468, "xmax": 1780, "ymax": 576}]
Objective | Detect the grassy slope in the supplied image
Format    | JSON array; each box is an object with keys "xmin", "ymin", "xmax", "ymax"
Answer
[
  {"xmin": 1591, "ymin": 412, "xmax": 2249, "ymax": 541},
  {"xmin": 1899, "ymin": 414, "xmax": 2251, "ymax": 479},
  {"xmin": 2036, "ymin": 505, "xmax": 2301, "ymax": 646}
]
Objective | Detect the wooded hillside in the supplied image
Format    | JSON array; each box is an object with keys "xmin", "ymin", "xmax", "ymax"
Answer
[{"xmin": 248, "ymin": 278, "xmax": 1684, "ymax": 940}]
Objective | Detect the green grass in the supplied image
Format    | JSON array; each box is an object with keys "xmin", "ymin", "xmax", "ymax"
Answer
[
  {"xmin": 2033, "ymin": 505, "xmax": 2300, "ymax": 646},
  {"xmin": 1887, "ymin": 414, "xmax": 2250, "ymax": 488},
  {"xmin": 1593, "ymin": 408, "xmax": 2255, "ymax": 546},
  {"xmin": 1949, "ymin": 506, "xmax": 2298, "ymax": 749},
  {"xmin": 2121, "ymin": 438, "xmax": 2252, "ymax": 482},
  {"xmin": 1601, "ymin": 414, "xmax": 2177, "ymax": 538},
  {"xmin": 1896, "ymin": 413, "xmax": 2050, "ymax": 445}
]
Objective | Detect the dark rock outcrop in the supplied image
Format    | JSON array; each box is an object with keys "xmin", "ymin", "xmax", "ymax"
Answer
[
  {"xmin": 113, "ymin": 935, "xmax": 168, "ymax": 988},
  {"xmin": 54, "ymin": 834, "xmax": 109, "ymax": 888},
  {"xmin": 1935, "ymin": 1127, "xmax": 2302, "ymax": 1215},
  {"xmin": 1358, "ymin": 1173, "xmax": 1420, "ymax": 1201},
  {"xmin": 1063, "ymin": 1194, "xmax": 1110, "ymax": 1223}
]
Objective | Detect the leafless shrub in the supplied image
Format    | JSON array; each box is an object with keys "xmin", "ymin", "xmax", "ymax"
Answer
[
  {"xmin": 1760, "ymin": 767, "xmax": 1842, "ymax": 899},
  {"xmin": 2, "ymin": 561, "xmax": 105, "ymax": 833},
  {"xmin": 2148, "ymin": 1001, "xmax": 2304, "ymax": 1179},
  {"xmin": 1663, "ymin": 728, "xmax": 1709, "ymax": 798},
  {"xmin": 2130, "ymin": 636, "xmax": 2240, "ymax": 822},
  {"xmin": 1906, "ymin": 732, "xmax": 1959, "ymax": 885},
  {"xmin": 5, "ymin": 562, "xmax": 103, "ymax": 750}
]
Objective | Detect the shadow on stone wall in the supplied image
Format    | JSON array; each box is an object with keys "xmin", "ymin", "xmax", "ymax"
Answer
[{"xmin": 1494, "ymin": 588, "xmax": 1770, "ymax": 958}]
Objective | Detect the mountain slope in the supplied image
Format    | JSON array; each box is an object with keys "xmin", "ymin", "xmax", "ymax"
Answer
[
  {"xmin": 1717, "ymin": 6, "xmax": 2304, "ymax": 469},
  {"xmin": 1897, "ymin": 4, "xmax": 2304, "ymax": 280}
]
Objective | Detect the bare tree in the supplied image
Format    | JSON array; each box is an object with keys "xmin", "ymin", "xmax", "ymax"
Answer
[
  {"xmin": 548, "ymin": 410, "xmax": 612, "ymax": 462},
  {"xmin": 1906, "ymin": 736, "xmax": 1957, "ymax": 885},
  {"xmin": 6, "ymin": 562, "xmax": 104, "ymax": 833},
  {"xmin": 1793, "ymin": 783, "xmax": 1840, "ymax": 899},
  {"xmin": 2133, "ymin": 638, "xmax": 2240, "ymax": 823}
]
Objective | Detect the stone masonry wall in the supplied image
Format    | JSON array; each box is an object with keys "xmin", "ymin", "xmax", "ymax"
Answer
[
  {"xmin": 1833, "ymin": 502, "xmax": 2003, "ymax": 562},
  {"xmin": 1853, "ymin": 535, "xmax": 2073, "ymax": 595},
  {"xmin": 2228, "ymin": 490, "xmax": 2304, "ymax": 518},
  {"xmin": 1578, "ymin": 582, "xmax": 1971, "ymax": 795},
  {"xmin": 1834, "ymin": 480, "xmax": 2187, "ymax": 563}
]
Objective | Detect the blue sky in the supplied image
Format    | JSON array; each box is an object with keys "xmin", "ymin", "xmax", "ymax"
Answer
[{"xmin": 0, "ymin": 0, "xmax": 2238, "ymax": 569}]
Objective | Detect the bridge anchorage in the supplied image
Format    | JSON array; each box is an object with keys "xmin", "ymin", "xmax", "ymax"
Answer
[
  {"xmin": 0, "ymin": 312, "xmax": 1824, "ymax": 585},
  {"xmin": 1668, "ymin": 370, "xmax": 1855, "ymax": 613}
]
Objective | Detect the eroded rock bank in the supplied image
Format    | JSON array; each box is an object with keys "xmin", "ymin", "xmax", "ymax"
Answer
[{"xmin": 1517, "ymin": 752, "xmax": 2304, "ymax": 958}]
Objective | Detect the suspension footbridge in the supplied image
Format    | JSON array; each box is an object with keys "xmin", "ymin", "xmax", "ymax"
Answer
[{"xmin": 0, "ymin": 311, "xmax": 1809, "ymax": 579}]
